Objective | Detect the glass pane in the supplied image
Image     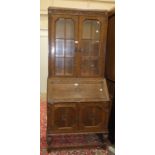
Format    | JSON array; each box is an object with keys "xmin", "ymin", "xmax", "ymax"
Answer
[
  {"xmin": 65, "ymin": 58, "xmax": 73, "ymax": 76},
  {"xmin": 66, "ymin": 19, "xmax": 74, "ymax": 39},
  {"xmin": 92, "ymin": 20, "xmax": 100, "ymax": 40},
  {"xmin": 82, "ymin": 20, "xmax": 91, "ymax": 39},
  {"xmin": 56, "ymin": 39, "xmax": 64, "ymax": 57},
  {"xmin": 66, "ymin": 40, "xmax": 75, "ymax": 57},
  {"xmin": 91, "ymin": 40, "xmax": 99, "ymax": 56},
  {"xmin": 81, "ymin": 58, "xmax": 99, "ymax": 76},
  {"xmin": 82, "ymin": 20, "xmax": 100, "ymax": 40},
  {"xmin": 55, "ymin": 58, "xmax": 64, "ymax": 75},
  {"xmin": 80, "ymin": 40, "xmax": 91, "ymax": 56},
  {"xmin": 81, "ymin": 59, "xmax": 90, "ymax": 76},
  {"xmin": 56, "ymin": 18, "xmax": 65, "ymax": 38},
  {"xmin": 90, "ymin": 59, "xmax": 99, "ymax": 75},
  {"xmin": 81, "ymin": 40, "xmax": 99, "ymax": 56}
]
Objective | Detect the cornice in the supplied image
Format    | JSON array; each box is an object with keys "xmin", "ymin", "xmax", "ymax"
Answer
[{"xmin": 40, "ymin": 0, "xmax": 115, "ymax": 15}]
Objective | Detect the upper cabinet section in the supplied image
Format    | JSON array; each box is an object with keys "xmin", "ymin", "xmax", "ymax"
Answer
[{"xmin": 48, "ymin": 8, "xmax": 108, "ymax": 78}]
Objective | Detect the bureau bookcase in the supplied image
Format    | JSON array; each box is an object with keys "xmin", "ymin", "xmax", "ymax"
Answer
[{"xmin": 47, "ymin": 7, "xmax": 110, "ymax": 151}]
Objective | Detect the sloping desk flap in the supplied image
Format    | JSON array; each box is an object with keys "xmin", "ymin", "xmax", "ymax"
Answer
[{"xmin": 47, "ymin": 78, "xmax": 109, "ymax": 103}]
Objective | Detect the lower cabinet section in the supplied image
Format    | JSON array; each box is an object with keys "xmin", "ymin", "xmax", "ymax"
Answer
[{"xmin": 47, "ymin": 102, "xmax": 110, "ymax": 134}]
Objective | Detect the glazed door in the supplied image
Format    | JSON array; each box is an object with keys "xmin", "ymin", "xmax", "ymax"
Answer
[
  {"xmin": 49, "ymin": 15, "xmax": 78, "ymax": 77},
  {"xmin": 79, "ymin": 102, "xmax": 109, "ymax": 132},
  {"xmin": 49, "ymin": 15, "xmax": 108, "ymax": 77},
  {"xmin": 79, "ymin": 16, "xmax": 108, "ymax": 77},
  {"xmin": 51, "ymin": 103, "xmax": 78, "ymax": 133}
]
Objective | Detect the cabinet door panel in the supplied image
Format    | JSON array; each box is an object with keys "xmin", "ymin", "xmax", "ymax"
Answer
[
  {"xmin": 79, "ymin": 102, "xmax": 109, "ymax": 132},
  {"xmin": 79, "ymin": 16, "xmax": 107, "ymax": 77},
  {"xmin": 51, "ymin": 103, "xmax": 78, "ymax": 133},
  {"xmin": 50, "ymin": 15, "xmax": 78, "ymax": 77}
]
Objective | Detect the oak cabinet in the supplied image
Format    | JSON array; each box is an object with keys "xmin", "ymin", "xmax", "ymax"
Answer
[{"xmin": 47, "ymin": 7, "xmax": 110, "ymax": 150}]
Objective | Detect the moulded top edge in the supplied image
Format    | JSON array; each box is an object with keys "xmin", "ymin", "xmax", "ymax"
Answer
[
  {"xmin": 47, "ymin": 77, "xmax": 106, "ymax": 82},
  {"xmin": 48, "ymin": 7, "xmax": 108, "ymax": 15}
]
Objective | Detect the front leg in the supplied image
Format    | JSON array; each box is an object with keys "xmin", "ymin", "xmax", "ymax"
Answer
[
  {"xmin": 102, "ymin": 133, "xmax": 110, "ymax": 149},
  {"xmin": 47, "ymin": 136, "xmax": 52, "ymax": 152}
]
